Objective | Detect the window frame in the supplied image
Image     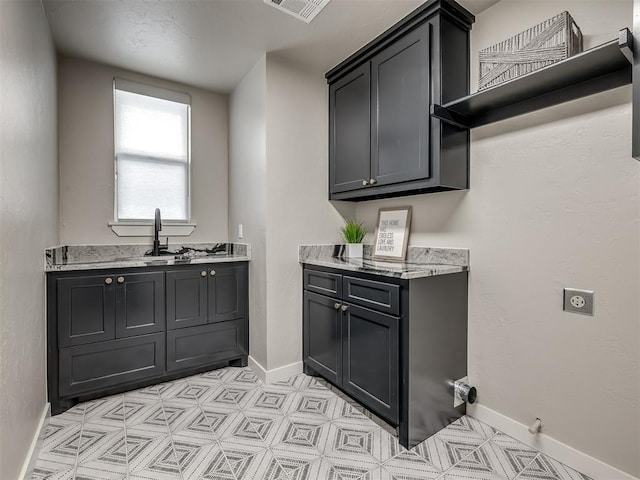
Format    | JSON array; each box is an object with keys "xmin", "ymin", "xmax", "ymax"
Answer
[{"xmin": 112, "ymin": 78, "xmax": 192, "ymax": 225}]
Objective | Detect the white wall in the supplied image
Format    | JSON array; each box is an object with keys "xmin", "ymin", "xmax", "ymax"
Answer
[
  {"xmin": 0, "ymin": 0, "xmax": 59, "ymax": 477},
  {"xmin": 229, "ymin": 54, "xmax": 354, "ymax": 372},
  {"xmin": 356, "ymin": 1, "xmax": 640, "ymax": 476},
  {"xmin": 264, "ymin": 54, "xmax": 355, "ymax": 370},
  {"xmin": 229, "ymin": 57, "xmax": 269, "ymax": 367},
  {"xmin": 58, "ymin": 56, "xmax": 229, "ymax": 245}
]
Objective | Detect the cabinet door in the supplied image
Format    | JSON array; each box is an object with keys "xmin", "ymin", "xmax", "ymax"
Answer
[
  {"xmin": 115, "ymin": 272, "xmax": 165, "ymax": 338},
  {"xmin": 303, "ymin": 291, "xmax": 342, "ymax": 385},
  {"xmin": 330, "ymin": 63, "xmax": 371, "ymax": 194},
  {"xmin": 208, "ymin": 264, "xmax": 247, "ymax": 323},
  {"xmin": 342, "ymin": 304, "xmax": 399, "ymax": 424},
  {"xmin": 57, "ymin": 274, "xmax": 116, "ymax": 347},
  {"xmin": 371, "ymin": 22, "xmax": 431, "ymax": 187},
  {"xmin": 166, "ymin": 268, "xmax": 208, "ymax": 330}
]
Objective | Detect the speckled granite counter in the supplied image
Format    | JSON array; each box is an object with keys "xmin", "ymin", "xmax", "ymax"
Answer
[
  {"xmin": 299, "ymin": 244, "xmax": 468, "ymax": 280},
  {"xmin": 45, "ymin": 243, "xmax": 250, "ymax": 272}
]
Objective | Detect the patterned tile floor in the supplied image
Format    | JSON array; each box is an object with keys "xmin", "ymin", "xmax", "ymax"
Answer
[{"xmin": 32, "ymin": 367, "xmax": 591, "ymax": 480}]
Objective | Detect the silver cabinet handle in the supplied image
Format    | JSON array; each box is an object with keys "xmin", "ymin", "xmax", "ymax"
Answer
[
  {"xmin": 201, "ymin": 271, "xmax": 207, "ymax": 277},
  {"xmin": 370, "ymin": 178, "xmax": 377, "ymax": 185},
  {"xmin": 334, "ymin": 302, "xmax": 341, "ymax": 310},
  {"xmin": 105, "ymin": 277, "xmax": 113, "ymax": 285},
  {"xmin": 210, "ymin": 270, "xmax": 216, "ymax": 276},
  {"xmin": 362, "ymin": 180, "xmax": 369, "ymax": 186},
  {"xmin": 340, "ymin": 304, "xmax": 349, "ymax": 312},
  {"xmin": 117, "ymin": 276, "xmax": 125, "ymax": 284}
]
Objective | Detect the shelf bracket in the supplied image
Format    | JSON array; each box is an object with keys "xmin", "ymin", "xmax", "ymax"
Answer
[
  {"xmin": 619, "ymin": 27, "xmax": 633, "ymax": 64},
  {"xmin": 430, "ymin": 104, "xmax": 471, "ymax": 129}
]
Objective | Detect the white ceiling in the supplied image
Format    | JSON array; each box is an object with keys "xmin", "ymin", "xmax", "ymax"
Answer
[{"xmin": 42, "ymin": 0, "xmax": 499, "ymax": 93}]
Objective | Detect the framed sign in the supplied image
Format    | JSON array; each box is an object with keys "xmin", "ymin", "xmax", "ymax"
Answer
[{"xmin": 372, "ymin": 207, "xmax": 412, "ymax": 261}]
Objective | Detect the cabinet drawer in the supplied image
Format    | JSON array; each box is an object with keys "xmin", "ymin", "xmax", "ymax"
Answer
[
  {"xmin": 59, "ymin": 333, "xmax": 165, "ymax": 397},
  {"xmin": 167, "ymin": 320, "xmax": 247, "ymax": 372},
  {"xmin": 304, "ymin": 269, "xmax": 342, "ymax": 297},
  {"xmin": 342, "ymin": 276, "xmax": 399, "ymax": 315}
]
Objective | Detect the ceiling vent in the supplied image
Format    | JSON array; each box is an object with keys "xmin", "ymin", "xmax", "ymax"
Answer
[{"xmin": 264, "ymin": 0, "xmax": 331, "ymax": 23}]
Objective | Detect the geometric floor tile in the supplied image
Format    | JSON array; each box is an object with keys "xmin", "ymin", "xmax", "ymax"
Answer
[
  {"xmin": 31, "ymin": 367, "xmax": 593, "ymax": 480},
  {"xmin": 382, "ymin": 450, "xmax": 442, "ymax": 479}
]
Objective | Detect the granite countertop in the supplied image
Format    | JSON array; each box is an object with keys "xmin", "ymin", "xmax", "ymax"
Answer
[
  {"xmin": 45, "ymin": 243, "xmax": 250, "ymax": 272},
  {"xmin": 299, "ymin": 245, "xmax": 468, "ymax": 280}
]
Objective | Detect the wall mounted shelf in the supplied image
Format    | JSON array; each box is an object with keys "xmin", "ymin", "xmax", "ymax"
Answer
[{"xmin": 432, "ymin": 28, "xmax": 633, "ymax": 129}]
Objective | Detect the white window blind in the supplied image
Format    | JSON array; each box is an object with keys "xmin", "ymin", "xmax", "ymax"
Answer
[{"xmin": 114, "ymin": 79, "xmax": 191, "ymax": 222}]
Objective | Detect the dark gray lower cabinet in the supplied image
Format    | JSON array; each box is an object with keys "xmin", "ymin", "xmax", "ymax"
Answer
[
  {"xmin": 57, "ymin": 274, "xmax": 116, "ymax": 347},
  {"xmin": 167, "ymin": 320, "xmax": 247, "ymax": 372},
  {"xmin": 59, "ymin": 333, "xmax": 165, "ymax": 397},
  {"xmin": 342, "ymin": 304, "xmax": 399, "ymax": 424},
  {"xmin": 303, "ymin": 265, "xmax": 468, "ymax": 449},
  {"xmin": 303, "ymin": 291, "xmax": 342, "ymax": 384},
  {"xmin": 167, "ymin": 268, "xmax": 208, "ymax": 329},
  {"xmin": 48, "ymin": 261, "xmax": 249, "ymax": 415},
  {"xmin": 115, "ymin": 272, "xmax": 165, "ymax": 338},
  {"xmin": 166, "ymin": 264, "xmax": 248, "ymax": 329},
  {"xmin": 209, "ymin": 264, "xmax": 247, "ymax": 323}
]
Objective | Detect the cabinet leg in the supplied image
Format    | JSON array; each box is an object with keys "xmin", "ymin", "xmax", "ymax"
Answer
[
  {"xmin": 51, "ymin": 398, "xmax": 77, "ymax": 416},
  {"xmin": 230, "ymin": 356, "xmax": 248, "ymax": 368},
  {"xmin": 303, "ymin": 363, "xmax": 316, "ymax": 376}
]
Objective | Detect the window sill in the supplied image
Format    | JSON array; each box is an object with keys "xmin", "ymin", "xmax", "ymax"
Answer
[{"xmin": 109, "ymin": 222, "xmax": 196, "ymax": 237}]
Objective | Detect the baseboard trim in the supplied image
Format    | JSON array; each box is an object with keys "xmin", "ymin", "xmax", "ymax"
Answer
[
  {"xmin": 19, "ymin": 402, "xmax": 50, "ymax": 480},
  {"xmin": 468, "ymin": 404, "xmax": 639, "ymax": 480},
  {"xmin": 248, "ymin": 356, "xmax": 303, "ymax": 384}
]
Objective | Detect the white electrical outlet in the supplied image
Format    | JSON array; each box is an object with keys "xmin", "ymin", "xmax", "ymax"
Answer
[
  {"xmin": 238, "ymin": 224, "xmax": 243, "ymax": 239},
  {"xmin": 563, "ymin": 288, "xmax": 594, "ymax": 316}
]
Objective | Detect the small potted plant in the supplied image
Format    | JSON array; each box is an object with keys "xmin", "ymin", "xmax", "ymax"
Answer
[{"xmin": 340, "ymin": 220, "xmax": 366, "ymax": 259}]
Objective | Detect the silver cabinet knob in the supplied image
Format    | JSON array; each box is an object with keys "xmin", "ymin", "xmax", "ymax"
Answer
[
  {"xmin": 201, "ymin": 271, "xmax": 207, "ymax": 277},
  {"xmin": 334, "ymin": 302, "xmax": 341, "ymax": 310},
  {"xmin": 117, "ymin": 276, "xmax": 125, "ymax": 284},
  {"xmin": 362, "ymin": 180, "xmax": 369, "ymax": 186},
  {"xmin": 210, "ymin": 270, "xmax": 216, "ymax": 276},
  {"xmin": 370, "ymin": 178, "xmax": 377, "ymax": 185},
  {"xmin": 105, "ymin": 277, "xmax": 113, "ymax": 285},
  {"xmin": 340, "ymin": 304, "xmax": 349, "ymax": 312}
]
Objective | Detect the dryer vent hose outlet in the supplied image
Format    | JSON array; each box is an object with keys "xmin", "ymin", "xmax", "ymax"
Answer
[{"xmin": 454, "ymin": 381, "xmax": 477, "ymax": 404}]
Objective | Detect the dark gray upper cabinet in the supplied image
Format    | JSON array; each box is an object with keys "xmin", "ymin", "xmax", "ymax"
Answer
[
  {"xmin": 326, "ymin": 0, "xmax": 474, "ymax": 201},
  {"xmin": 371, "ymin": 23, "xmax": 430, "ymax": 188},
  {"xmin": 329, "ymin": 64, "xmax": 371, "ymax": 194}
]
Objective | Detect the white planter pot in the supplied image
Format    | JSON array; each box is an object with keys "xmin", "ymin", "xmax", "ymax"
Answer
[{"xmin": 345, "ymin": 243, "xmax": 363, "ymax": 259}]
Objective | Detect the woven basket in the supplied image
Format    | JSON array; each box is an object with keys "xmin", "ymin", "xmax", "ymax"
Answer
[{"xmin": 479, "ymin": 11, "xmax": 583, "ymax": 90}]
